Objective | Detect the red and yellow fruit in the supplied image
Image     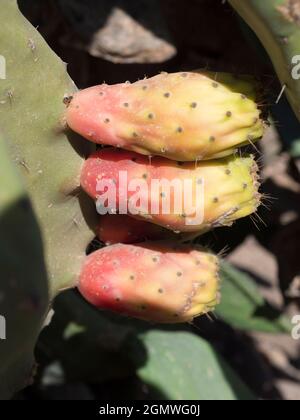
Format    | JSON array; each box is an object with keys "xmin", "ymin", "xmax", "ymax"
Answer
[
  {"xmin": 79, "ymin": 242, "xmax": 220, "ymax": 323},
  {"xmin": 66, "ymin": 71, "xmax": 264, "ymax": 161},
  {"xmin": 81, "ymin": 148, "xmax": 261, "ymax": 233}
]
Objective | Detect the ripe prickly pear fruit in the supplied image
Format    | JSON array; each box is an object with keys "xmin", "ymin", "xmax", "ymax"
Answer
[
  {"xmin": 81, "ymin": 148, "xmax": 261, "ymax": 233},
  {"xmin": 79, "ymin": 242, "xmax": 220, "ymax": 323},
  {"xmin": 97, "ymin": 214, "xmax": 183, "ymax": 244},
  {"xmin": 66, "ymin": 71, "xmax": 264, "ymax": 161}
]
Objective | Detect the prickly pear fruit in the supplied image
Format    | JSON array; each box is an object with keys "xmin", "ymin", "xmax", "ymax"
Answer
[
  {"xmin": 66, "ymin": 71, "xmax": 264, "ymax": 161},
  {"xmin": 81, "ymin": 148, "xmax": 261, "ymax": 233},
  {"xmin": 79, "ymin": 242, "xmax": 220, "ymax": 323},
  {"xmin": 97, "ymin": 214, "xmax": 183, "ymax": 244}
]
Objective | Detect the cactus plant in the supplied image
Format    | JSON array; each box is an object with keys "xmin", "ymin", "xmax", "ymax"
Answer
[
  {"xmin": 66, "ymin": 71, "xmax": 264, "ymax": 161},
  {"xmin": 81, "ymin": 148, "xmax": 261, "ymax": 233},
  {"xmin": 0, "ymin": 0, "xmax": 270, "ymax": 400},
  {"xmin": 229, "ymin": 0, "xmax": 300, "ymax": 122}
]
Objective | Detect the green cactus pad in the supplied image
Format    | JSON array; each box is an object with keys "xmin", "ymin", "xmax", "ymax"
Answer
[
  {"xmin": 229, "ymin": 0, "xmax": 300, "ymax": 122},
  {"xmin": 0, "ymin": 0, "xmax": 97, "ymax": 296},
  {"xmin": 0, "ymin": 133, "xmax": 48, "ymax": 399}
]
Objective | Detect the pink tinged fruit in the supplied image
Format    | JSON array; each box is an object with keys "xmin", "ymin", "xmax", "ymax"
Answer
[
  {"xmin": 81, "ymin": 148, "xmax": 261, "ymax": 233},
  {"xmin": 78, "ymin": 242, "xmax": 220, "ymax": 323},
  {"xmin": 66, "ymin": 71, "xmax": 264, "ymax": 161}
]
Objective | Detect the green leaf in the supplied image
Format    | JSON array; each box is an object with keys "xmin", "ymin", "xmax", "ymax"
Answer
[
  {"xmin": 290, "ymin": 138, "xmax": 300, "ymax": 158},
  {"xmin": 37, "ymin": 291, "xmax": 134, "ymax": 383},
  {"xmin": 127, "ymin": 329, "xmax": 255, "ymax": 400},
  {"xmin": 37, "ymin": 291, "xmax": 255, "ymax": 400},
  {"xmin": 216, "ymin": 262, "xmax": 291, "ymax": 333}
]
